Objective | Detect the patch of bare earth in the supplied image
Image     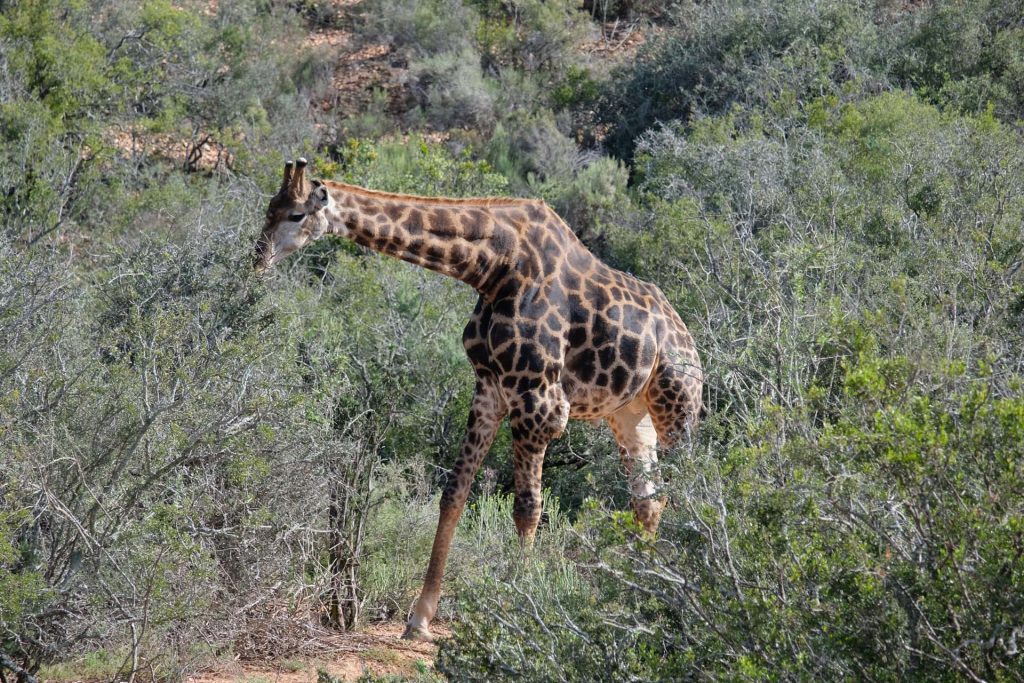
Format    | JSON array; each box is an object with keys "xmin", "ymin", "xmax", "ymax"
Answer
[
  {"xmin": 108, "ymin": 0, "xmax": 407, "ymax": 167},
  {"xmin": 581, "ymin": 19, "xmax": 659, "ymax": 62},
  {"xmin": 106, "ymin": 127, "xmax": 233, "ymax": 173},
  {"xmin": 289, "ymin": 1, "xmax": 415, "ymax": 153},
  {"xmin": 296, "ymin": 0, "xmax": 413, "ymax": 139},
  {"xmin": 189, "ymin": 622, "xmax": 450, "ymax": 683},
  {"xmin": 327, "ymin": 42, "xmax": 404, "ymax": 113}
]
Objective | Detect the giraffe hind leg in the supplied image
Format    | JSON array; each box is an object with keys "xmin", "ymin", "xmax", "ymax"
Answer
[
  {"xmin": 607, "ymin": 402, "xmax": 665, "ymax": 535},
  {"xmin": 645, "ymin": 353, "xmax": 703, "ymax": 449}
]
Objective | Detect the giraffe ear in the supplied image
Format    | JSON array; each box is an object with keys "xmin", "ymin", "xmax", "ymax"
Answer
[{"xmin": 306, "ymin": 180, "xmax": 330, "ymax": 212}]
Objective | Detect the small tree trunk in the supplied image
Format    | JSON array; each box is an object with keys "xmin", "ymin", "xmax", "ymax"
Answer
[{"xmin": 326, "ymin": 462, "xmax": 370, "ymax": 631}]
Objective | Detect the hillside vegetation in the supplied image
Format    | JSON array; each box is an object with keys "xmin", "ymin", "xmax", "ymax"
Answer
[{"xmin": 2, "ymin": 0, "xmax": 1023, "ymax": 681}]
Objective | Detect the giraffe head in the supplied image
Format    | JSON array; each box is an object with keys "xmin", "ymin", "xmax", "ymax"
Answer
[{"xmin": 253, "ymin": 158, "xmax": 333, "ymax": 272}]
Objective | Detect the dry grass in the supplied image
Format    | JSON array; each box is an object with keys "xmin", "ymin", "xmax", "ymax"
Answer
[{"xmin": 187, "ymin": 623, "xmax": 448, "ymax": 683}]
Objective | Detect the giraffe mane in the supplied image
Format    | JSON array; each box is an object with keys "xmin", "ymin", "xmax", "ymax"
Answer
[{"xmin": 321, "ymin": 180, "xmax": 540, "ymax": 208}]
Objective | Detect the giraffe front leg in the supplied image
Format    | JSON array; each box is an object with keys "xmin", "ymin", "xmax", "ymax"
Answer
[
  {"xmin": 509, "ymin": 387, "xmax": 569, "ymax": 547},
  {"xmin": 403, "ymin": 382, "xmax": 504, "ymax": 641},
  {"xmin": 511, "ymin": 438, "xmax": 546, "ymax": 547}
]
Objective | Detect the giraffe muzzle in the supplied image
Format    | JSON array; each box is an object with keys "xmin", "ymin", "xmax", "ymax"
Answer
[{"xmin": 253, "ymin": 246, "xmax": 272, "ymax": 274}]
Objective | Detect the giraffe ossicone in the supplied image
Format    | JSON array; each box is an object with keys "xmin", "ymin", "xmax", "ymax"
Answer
[{"xmin": 253, "ymin": 159, "xmax": 703, "ymax": 641}]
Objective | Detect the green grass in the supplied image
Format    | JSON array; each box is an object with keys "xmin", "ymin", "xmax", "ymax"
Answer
[
  {"xmin": 39, "ymin": 649, "xmax": 130, "ymax": 682},
  {"xmin": 359, "ymin": 490, "xmax": 583, "ymax": 624}
]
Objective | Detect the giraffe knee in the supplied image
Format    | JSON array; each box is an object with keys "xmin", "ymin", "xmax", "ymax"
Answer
[
  {"xmin": 513, "ymin": 488, "xmax": 542, "ymax": 522},
  {"xmin": 510, "ymin": 388, "xmax": 569, "ymax": 443}
]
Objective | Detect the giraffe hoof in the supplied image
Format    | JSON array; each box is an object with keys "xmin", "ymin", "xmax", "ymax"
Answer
[{"xmin": 401, "ymin": 624, "xmax": 433, "ymax": 642}]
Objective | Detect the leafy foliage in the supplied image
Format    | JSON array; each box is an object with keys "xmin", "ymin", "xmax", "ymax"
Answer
[
  {"xmin": 442, "ymin": 84, "xmax": 1024, "ymax": 683},
  {"xmin": 2, "ymin": 0, "xmax": 1024, "ymax": 680}
]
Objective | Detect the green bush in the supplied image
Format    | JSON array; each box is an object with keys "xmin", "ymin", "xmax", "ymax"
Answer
[
  {"xmin": 444, "ymin": 371, "xmax": 1024, "ymax": 681},
  {"xmin": 487, "ymin": 113, "xmax": 630, "ymax": 249},
  {"xmin": 488, "ymin": 113, "xmax": 582, "ymax": 184},
  {"xmin": 2, "ymin": 195, "xmax": 347, "ymax": 667},
  {"xmin": 333, "ymin": 137, "xmax": 511, "ymax": 198},
  {"xmin": 0, "ymin": 510, "xmax": 49, "ymax": 647},
  {"xmin": 409, "ymin": 49, "xmax": 499, "ymax": 132},
  {"xmin": 597, "ymin": 0, "xmax": 1024, "ymax": 164},
  {"xmin": 889, "ymin": 0, "xmax": 1024, "ymax": 122},
  {"xmin": 361, "ymin": 0, "xmax": 480, "ymax": 57},
  {"xmin": 595, "ymin": 0, "xmax": 886, "ymax": 162},
  {"xmin": 469, "ymin": 0, "xmax": 589, "ymax": 74},
  {"xmin": 439, "ymin": 83, "xmax": 1024, "ymax": 682}
]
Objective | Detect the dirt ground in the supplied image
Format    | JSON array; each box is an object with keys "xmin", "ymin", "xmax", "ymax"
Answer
[{"xmin": 187, "ymin": 622, "xmax": 450, "ymax": 683}]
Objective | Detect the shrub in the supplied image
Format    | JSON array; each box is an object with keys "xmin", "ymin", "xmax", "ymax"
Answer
[
  {"xmin": 360, "ymin": 0, "xmax": 480, "ymax": 58},
  {"xmin": 889, "ymin": 0, "xmax": 1024, "ymax": 122},
  {"xmin": 408, "ymin": 49, "xmax": 499, "ymax": 132},
  {"xmin": 332, "ymin": 136, "xmax": 511, "ymax": 198},
  {"xmin": 0, "ymin": 202, "xmax": 335, "ymax": 676},
  {"xmin": 439, "ymin": 88, "xmax": 1024, "ymax": 682},
  {"xmin": 488, "ymin": 113, "xmax": 583, "ymax": 184},
  {"xmin": 443, "ymin": 373, "xmax": 1024, "ymax": 681},
  {"xmin": 487, "ymin": 113, "xmax": 629, "ymax": 250},
  {"xmin": 594, "ymin": 0, "xmax": 888, "ymax": 162},
  {"xmin": 470, "ymin": 0, "xmax": 590, "ymax": 74}
]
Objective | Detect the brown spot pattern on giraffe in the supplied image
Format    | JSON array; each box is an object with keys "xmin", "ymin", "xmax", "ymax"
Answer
[{"xmin": 255, "ymin": 168, "xmax": 702, "ymax": 640}]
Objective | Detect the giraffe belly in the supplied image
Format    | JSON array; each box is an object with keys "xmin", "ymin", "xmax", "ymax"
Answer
[
  {"xmin": 563, "ymin": 366, "xmax": 653, "ymax": 420},
  {"xmin": 566, "ymin": 388, "xmax": 625, "ymax": 420},
  {"xmin": 561, "ymin": 326, "xmax": 658, "ymax": 419}
]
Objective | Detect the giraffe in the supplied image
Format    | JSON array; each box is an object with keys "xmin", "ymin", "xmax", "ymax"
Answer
[{"xmin": 253, "ymin": 158, "xmax": 703, "ymax": 641}]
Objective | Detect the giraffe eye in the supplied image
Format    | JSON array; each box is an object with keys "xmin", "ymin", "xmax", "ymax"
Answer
[{"xmin": 288, "ymin": 213, "xmax": 306, "ymax": 222}]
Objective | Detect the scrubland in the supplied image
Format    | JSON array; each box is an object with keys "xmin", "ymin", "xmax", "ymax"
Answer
[{"xmin": 2, "ymin": 1, "xmax": 1023, "ymax": 680}]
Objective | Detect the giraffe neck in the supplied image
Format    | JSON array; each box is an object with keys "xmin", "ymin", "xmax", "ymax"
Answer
[{"xmin": 319, "ymin": 181, "xmax": 535, "ymax": 296}]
